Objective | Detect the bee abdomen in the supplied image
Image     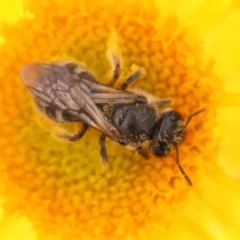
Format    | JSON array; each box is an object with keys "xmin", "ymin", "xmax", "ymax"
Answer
[{"xmin": 35, "ymin": 102, "xmax": 78, "ymax": 123}]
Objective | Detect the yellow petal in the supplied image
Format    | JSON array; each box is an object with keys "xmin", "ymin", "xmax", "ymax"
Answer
[
  {"xmin": 0, "ymin": 206, "xmax": 36, "ymax": 240},
  {"xmin": 0, "ymin": 0, "xmax": 23, "ymax": 23}
]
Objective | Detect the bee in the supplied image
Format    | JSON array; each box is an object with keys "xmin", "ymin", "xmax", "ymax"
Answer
[{"xmin": 20, "ymin": 41, "xmax": 204, "ymax": 186}]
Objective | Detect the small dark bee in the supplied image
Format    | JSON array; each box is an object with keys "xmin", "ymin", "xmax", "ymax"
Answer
[{"xmin": 20, "ymin": 40, "xmax": 204, "ymax": 186}]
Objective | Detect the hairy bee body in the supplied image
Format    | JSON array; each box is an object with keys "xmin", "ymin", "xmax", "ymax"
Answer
[{"xmin": 20, "ymin": 58, "xmax": 204, "ymax": 186}]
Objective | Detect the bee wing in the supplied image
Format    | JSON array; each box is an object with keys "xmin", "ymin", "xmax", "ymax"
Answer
[
  {"xmin": 20, "ymin": 63, "xmax": 138, "ymax": 142},
  {"xmin": 82, "ymin": 80, "xmax": 141, "ymax": 104}
]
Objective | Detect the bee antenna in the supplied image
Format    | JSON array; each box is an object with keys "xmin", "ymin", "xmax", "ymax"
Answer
[
  {"xmin": 183, "ymin": 108, "xmax": 205, "ymax": 130},
  {"xmin": 174, "ymin": 144, "xmax": 192, "ymax": 186}
]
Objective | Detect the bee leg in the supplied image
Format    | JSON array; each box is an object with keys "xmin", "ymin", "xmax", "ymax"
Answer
[
  {"xmin": 106, "ymin": 32, "xmax": 123, "ymax": 87},
  {"xmin": 136, "ymin": 147, "xmax": 149, "ymax": 160},
  {"xmin": 57, "ymin": 123, "xmax": 88, "ymax": 141},
  {"xmin": 99, "ymin": 133, "xmax": 109, "ymax": 167},
  {"xmin": 107, "ymin": 55, "xmax": 122, "ymax": 87},
  {"xmin": 121, "ymin": 67, "xmax": 145, "ymax": 90}
]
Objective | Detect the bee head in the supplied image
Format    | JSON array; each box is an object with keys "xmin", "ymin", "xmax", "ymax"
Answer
[
  {"xmin": 149, "ymin": 108, "xmax": 205, "ymax": 186},
  {"xmin": 150, "ymin": 110, "xmax": 186, "ymax": 157},
  {"xmin": 150, "ymin": 108, "xmax": 205, "ymax": 157}
]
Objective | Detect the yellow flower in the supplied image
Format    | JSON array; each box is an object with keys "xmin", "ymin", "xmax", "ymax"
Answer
[{"xmin": 0, "ymin": 0, "xmax": 240, "ymax": 240}]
